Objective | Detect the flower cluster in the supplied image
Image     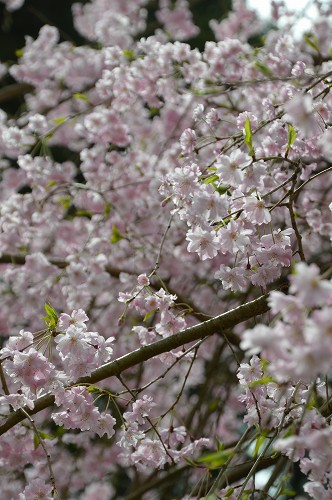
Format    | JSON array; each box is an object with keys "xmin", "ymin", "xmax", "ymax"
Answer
[
  {"xmin": 0, "ymin": 0, "xmax": 331, "ymax": 498},
  {"xmin": 240, "ymin": 263, "xmax": 332, "ymax": 383},
  {"xmin": 56, "ymin": 309, "xmax": 114, "ymax": 379}
]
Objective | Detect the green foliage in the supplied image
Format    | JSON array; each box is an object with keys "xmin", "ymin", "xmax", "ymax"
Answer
[
  {"xmin": 286, "ymin": 124, "xmax": 297, "ymax": 156},
  {"xmin": 248, "ymin": 375, "xmax": 274, "ymax": 388},
  {"xmin": 195, "ymin": 448, "xmax": 233, "ymax": 469},
  {"xmin": 303, "ymin": 33, "xmax": 320, "ymax": 53},
  {"xmin": 110, "ymin": 224, "xmax": 125, "ymax": 244},
  {"xmin": 204, "ymin": 174, "xmax": 219, "ymax": 184},
  {"xmin": 244, "ymin": 116, "xmax": 255, "ymax": 157},
  {"xmin": 72, "ymin": 93, "xmax": 89, "ymax": 102},
  {"xmin": 52, "ymin": 116, "xmax": 67, "ymax": 125},
  {"xmin": 42, "ymin": 303, "xmax": 58, "ymax": 330},
  {"xmin": 254, "ymin": 60, "xmax": 273, "ymax": 77},
  {"xmin": 143, "ymin": 309, "xmax": 156, "ymax": 322}
]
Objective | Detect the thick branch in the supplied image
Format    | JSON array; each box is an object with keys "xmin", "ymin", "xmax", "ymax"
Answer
[
  {"xmin": 0, "ymin": 83, "xmax": 34, "ymax": 104},
  {"xmin": 0, "ymin": 295, "xmax": 268, "ymax": 436}
]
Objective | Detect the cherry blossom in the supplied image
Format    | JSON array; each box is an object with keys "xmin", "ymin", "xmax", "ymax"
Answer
[{"xmin": 0, "ymin": 0, "xmax": 331, "ymax": 497}]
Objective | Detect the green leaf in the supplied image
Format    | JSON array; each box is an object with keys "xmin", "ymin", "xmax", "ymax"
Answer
[
  {"xmin": 215, "ymin": 438, "xmax": 224, "ymax": 452},
  {"xmin": 52, "ymin": 117, "xmax": 67, "ymax": 125},
  {"xmin": 104, "ymin": 202, "xmax": 111, "ymax": 218},
  {"xmin": 45, "ymin": 303, "xmax": 58, "ymax": 321},
  {"xmin": 244, "ymin": 116, "xmax": 255, "ymax": 157},
  {"xmin": 208, "ymin": 400, "xmax": 219, "ymax": 412},
  {"xmin": 75, "ymin": 209, "xmax": 93, "ymax": 218},
  {"xmin": 46, "ymin": 180, "xmax": 57, "ymax": 190},
  {"xmin": 43, "ymin": 303, "xmax": 58, "ymax": 329},
  {"xmin": 253, "ymin": 434, "xmax": 267, "ymax": 457},
  {"xmin": 72, "ymin": 92, "xmax": 89, "ymax": 102},
  {"xmin": 87, "ymin": 385, "xmax": 101, "ymax": 394},
  {"xmin": 303, "ymin": 34, "xmax": 320, "ymax": 53},
  {"xmin": 287, "ymin": 124, "xmax": 297, "ymax": 148},
  {"xmin": 143, "ymin": 309, "xmax": 156, "ymax": 322},
  {"xmin": 216, "ymin": 185, "xmax": 229, "ymax": 195},
  {"xmin": 248, "ymin": 375, "xmax": 274, "ymax": 388},
  {"xmin": 224, "ymin": 487, "xmax": 235, "ymax": 497},
  {"xmin": 196, "ymin": 449, "xmax": 232, "ymax": 469},
  {"xmin": 279, "ymin": 488, "xmax": 296, "ymax": 497},
  {"xmin": 110, "ymin": 224, "xmax": 125, "ymax": 244},
  {"xmin": 254, "ymin": 61, "xmax": 273, "ymax": 77},
  {"xmin": 34, "ymin": 434, "xmax": 40, "ymax": 449},
  {"xmin": 56, "ymin": 196, "xmax": 71, "ymax": 210},
  {"xmin": 149, "ymin": 107, "xmax": 160, "ymax": 118},
  {"xmin": 38, "ymin": 431, "xmax": 55, "ymax": 440},
  {"xmin": 204, "ymin": 174, "xmax": 219, "ymax": 184},
  {"xmin": 123, "ymin": 49, "xmax": 135, "ymax": 60}
]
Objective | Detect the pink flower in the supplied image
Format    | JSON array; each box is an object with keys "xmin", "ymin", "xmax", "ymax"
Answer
[
  {"xmin": 268, "ymin": 291, "xmax": 303, "ymax": 323},
  {"xmin": 218, "ymin": 219, "xmax": 252, "ymax": 253},
  {"xmin": 55, "ymin": 325, "xmax": 90, "ymax": 358},
  {"xmin": 179, "ymin": 128, "xmax": 197, "ymax": 155},
  {"xmin": 131, "ymin": 438, "xmax": 169, "ymax": 468},
  {"xmin": 137, "ymin": 273, "xmax": 150, "ymax": 286},
  {"xmin": 2, "ymin": 390, "xmax": 34, "ymax": 411},
  {"xmin": 94, "ymin": 413, "xmax": 116, "ymax": 438},
  {"xmin": 261, "ymin": 228, "xmax": 294, "ymax": 248},
  {"xmin": 18, "ymin": 479, "xmax": 53, "ymax": 500},
  {"xmin": 284, "ymin": 93, "xmax": 323, "ymax": 138},
  {"xmin": 124, "ymin": 395, "xmax": 156, "ymax": 425},
  {"xmin": 289, "ymin": 263, "xmax": 332, "ymax": 307},
  {"xmin": 244, "ymin": 196, "xmax": 271, "ymax": 225},
  {"xmin": 215, "ymin": 149, "xmax": 251, "ymax": 187},
  {"xmin": 0, "ymin": 329, "xmax": 33, "ymax": 359},
  {"xmin": 58, "ymin": 309, "xmax": 89, "ymax": 331},
  {"xmin": 240, "ymin": 326, "xmax": 275, "ymax": 355},
  {"xmin": 254, "ymin": 244, "xmax": 292, "ymax": 267},
  {"xmin": 186, "ymin": 227, "xmax": 220, "ymax": 260},
  {"xmin": 215, "ymin": 265, "xmax": 248, "ymax": 292},
  {"xmin": 5, "ymin": 348, "xmax": 56, "ymax": 392},
  {"xmin": 237, "ymin": 355, "xmax": 263, "ymax": 384},
  {"xmin": 117, "ymin": 422, "xmax": 145, "ymax": 449}
]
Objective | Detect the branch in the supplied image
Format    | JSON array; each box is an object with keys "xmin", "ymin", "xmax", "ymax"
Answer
[
  {"xmin": 0, "ymin": 83, "xmax": 34, "ymax": 104},
  {"xmin": 0, "ymin": 294, "xmax": 269, "ymax": 436}
]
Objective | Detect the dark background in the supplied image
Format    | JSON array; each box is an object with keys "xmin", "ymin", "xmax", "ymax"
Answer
[{"xmin": 0, "ymin": 0, "xmax": 233, "ymax": 62}]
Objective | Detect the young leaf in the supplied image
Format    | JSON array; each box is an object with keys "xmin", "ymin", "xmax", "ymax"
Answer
[
  {"xmin": 254, "ymin": 61, "xmax": 273, "ymax": 77},
  {"xmin": 204, "ymin": 174, "xmax": 219, "ymax": 184},
  {"xmin": 52, "ymin": 117, "xmax": 67, "ymax": 125},
  {"xmin": 43, "ymin": 303, "xmax": 58, "ymax": 329},
  {"xmin": 303, "ymin": 34, "xmax": 320, "ymax": 53},
  {"xmin": 143, "ymin": 309, "xmax": 157, "ymax": 322},
  {"xmin": 104, "ymin": 202, "xmax": 111, "ymax": 218},
  {"xmin": 72, "ymin": 92, "xmax": 89, "ymax": 102},
  {"xmin": 110, "ymin": 224, "xmax": 125, "ymax": 244},
  {"xmin": 287, "ymin": 124, "xmax": 297, "ymax": 148},
  {"xmin": 224, "ymin": 488, "xmax": 235, "ymax": 497},
  {"xmin": 34, "ymin": 434, "xmax": 40, "ymax": 449},
  {"xmin": 196, "ymin": 449, "xmax": 232, "ymax": 469},
  {"xmin": 244, "ymin": 116, "xmax": 255, "ymax": 157}
]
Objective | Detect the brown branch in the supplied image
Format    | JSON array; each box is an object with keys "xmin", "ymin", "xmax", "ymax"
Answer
[
  {"xmin": 0, "ymin": 83, "xmax": 34, "ymax": 104},
  {"xmin": 0, "ymin": 294, "xmax": 269, "ymax": 436}
]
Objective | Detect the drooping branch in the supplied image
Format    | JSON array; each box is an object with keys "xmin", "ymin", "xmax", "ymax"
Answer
[{"xmin": 0, "ymin": 294, "xmax": 269, "ymax": 436}]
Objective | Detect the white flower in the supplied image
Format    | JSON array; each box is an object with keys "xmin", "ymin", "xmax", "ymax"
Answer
[{"xmin": 186, "ymin": 227, "xmax": 220, "ymax": 260}]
